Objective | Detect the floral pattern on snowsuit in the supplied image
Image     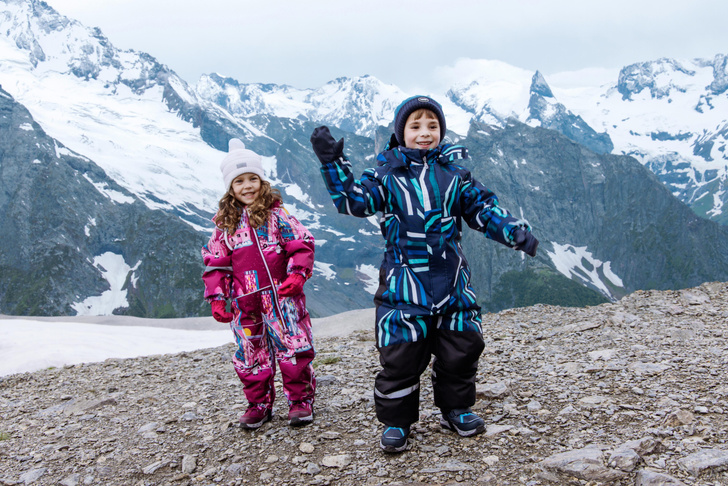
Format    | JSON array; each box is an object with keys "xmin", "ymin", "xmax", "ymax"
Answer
[{"xmin": 201, "ymin": 203, "xmax": 316, "ymax": 408}]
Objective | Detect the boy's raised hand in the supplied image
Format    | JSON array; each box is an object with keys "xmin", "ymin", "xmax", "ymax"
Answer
[
  {"xmin": 310, "ymin": 126, "xmax": 344, "ymax": 164},
  {"xmin": 513, "ymin": 228, "xmax": 539, "ymax": 257}
]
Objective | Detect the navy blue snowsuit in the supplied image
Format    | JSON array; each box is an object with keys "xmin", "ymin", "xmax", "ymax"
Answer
[{"xmin": 320, "ymin": 142, "xmax": 531, "ymax": 426}]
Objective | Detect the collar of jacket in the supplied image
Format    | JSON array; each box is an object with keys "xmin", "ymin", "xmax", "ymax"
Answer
[{"xmin": 378, "ymin": 143, "xmax": 469, "ymax": 169}]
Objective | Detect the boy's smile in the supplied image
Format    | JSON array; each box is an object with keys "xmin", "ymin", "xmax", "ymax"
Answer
[
  {"xmin": 403, "ymin": 111, "xmax": 441, "ymax": 150},
  {"xmin": 230, "ymin": 173, "xmax": 261, "ymax": 205}
]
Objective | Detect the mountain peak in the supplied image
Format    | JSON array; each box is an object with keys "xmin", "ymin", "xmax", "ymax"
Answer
[
  {"xmin": 617, "ymin": 57, "xmax": 697, "ymax": 100},
  {"xmin": 530, "ymin": 70, "xmax": 554, "ymax": 98},
  {"xmin": 708, "ymin": 53, "xmax": 728, "ymax": 95},
  {"xmin": 526, "ymin": 72, "xmax": 613, "ymax": 155}
]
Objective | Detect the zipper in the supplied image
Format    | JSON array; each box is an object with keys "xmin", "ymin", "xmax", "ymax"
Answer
[{"xmin": 247, "ymin": 209, "xmax": 286, "ymax": 323}]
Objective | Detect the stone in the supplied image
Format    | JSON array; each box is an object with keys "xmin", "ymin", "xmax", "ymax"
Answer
[
  {"xmin": 421, "ymin": 460, "xmax": 474, "ymax": 473},
  {"xmin": 608, "ymin": 447, "xmax": 641, "ymax": 472},
  {"xmin": 635, "ymin": 469, "xmax": 687, "ymax": 486},
  {"xmin": 483, "ymin": 455, "xmax": 499, "ymax": 467},
  {"xmin": 476, "ymin": 382, "xmax": 509, "ymax": 399},
  {"xmin": 538, "ymin": 446, "xmax": 626, "ymax": 482},
  {"xmin": 321, "ymin": 454, "xmax": 351, "ymax": 468},
  {"xmin": 299, "ymin": 442, "xmax": 315, "ymax": 453},
  {"xmin": 181, "ymin": 455, "xmax": 197, "ymax": 474},
  {"xmin": 663, "ymin": 410, "xmax": 694, "ymax": 427},
  {"xmin": 18, "ymin": 468, "xmax": 46, "ymax": 484},
  {"xmin": 677, "ymin": 448, "xmax": 728, "ymax": 476},
  {"xmin": 142, "ymin": 460, "xmax": 166, "ymax": 475}
]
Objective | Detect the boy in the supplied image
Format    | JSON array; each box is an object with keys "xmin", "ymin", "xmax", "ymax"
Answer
[{"xmin": 310, "ymin": 95, "xmax": 538, "ymax": 452}]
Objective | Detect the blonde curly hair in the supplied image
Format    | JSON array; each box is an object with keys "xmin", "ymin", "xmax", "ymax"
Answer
[{"xmin": 214, "ymin": 180, "xmax": 283, "ymax": 233}]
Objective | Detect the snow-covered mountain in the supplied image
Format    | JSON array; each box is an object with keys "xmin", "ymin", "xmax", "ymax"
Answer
[
  {"xmin": 426, "ymin": 58, "xmax": 728, "ymax": 224},
  {"xmin": 2, "ymin": 0, "xmax": 728, "ymax": 318},
  {"xmin": 0, "ymin": 0, "xmax": 382, "ymax": 317},
  {"xmin": 0, "ymin": 0, "xmax": 224, "ymax": 226},
  {"xmin": 195, "ymin": 55, "xmax": 728, "ymax": 224},
  {"xmin": 194, "ymin": 74, "xmax": 408, "ymax": 138},
  {"xmin": 558, "ymin": 56, "xmax": 728, "ymax": 224}
]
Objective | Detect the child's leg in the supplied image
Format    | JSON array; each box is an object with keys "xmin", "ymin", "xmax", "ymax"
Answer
[
  {"xmin": 271, "ymin": 300, "xmax": 316, "ymax": 405},
  {"xmin": 431, "ymin": 326, "xmax": 485, "ymax": 411},
  {"xmin": 230, "ymin": 315, "xmax": 277, "ymax": 408},
  {"xmin": 232, "ymin": 352, "xmax": 276, "ymax": 405},
  {"xmin": 277, "ymin": 347, "xmax": 316, "ymax": 404},
  {"xmin": 375, "ymin": 339, "xmax": 431, "ymax": 426}
]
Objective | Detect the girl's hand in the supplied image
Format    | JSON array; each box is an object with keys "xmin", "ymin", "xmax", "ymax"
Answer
[
  {"xmin": 277, "ymin": 274, "xmax": 306, "ymax": 297},
  {"xmin": 211, "ymin": 300, "xmax": 233, "ymax": 323}
]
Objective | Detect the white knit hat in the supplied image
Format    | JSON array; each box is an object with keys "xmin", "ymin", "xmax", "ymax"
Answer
[{"xmin": 220, "ymin": 138, "xmax": 265, "ymax": 188}]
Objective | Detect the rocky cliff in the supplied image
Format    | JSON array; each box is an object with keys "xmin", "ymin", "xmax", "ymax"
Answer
[{"xmin": 0, "ymin": 85, "xmax": 207, "ymax": 317}]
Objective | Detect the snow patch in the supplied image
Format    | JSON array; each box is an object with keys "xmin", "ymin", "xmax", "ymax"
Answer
[
  {"xmin": 84, "ymin": 217, "xmax": 96, "ymax": 237},
  {"xmin": 0, "ymin": 320, "xmax": 232, "ymax": 377},
  {"xmin": 314, "ymin": 261, "xmax": 336, "ymax": 280},
  {"xmin": 82, "ymin": 174, "xmax": 135, "ymax": 204},
  {"xmin": 356, "ymin": 264, "xmax": 379, "ymax": 295},
  {"xmin": 71, "ymin": 252, "xmax": 141, "ymax": 315},
  {"xmin": 707, "ymin": 188, "xmax": 725, "ymax": 217},
  {"xmin": 546, "ymin": 242, "xmax": 623, "ymax": 299}
]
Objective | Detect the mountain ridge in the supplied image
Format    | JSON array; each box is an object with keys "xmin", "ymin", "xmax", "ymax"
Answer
[{"xmin": 2, "ymin": 0, "xmax": 728, "ymax": 318}]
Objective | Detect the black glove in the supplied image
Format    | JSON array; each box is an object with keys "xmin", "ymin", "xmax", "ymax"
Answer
[
  {"xmin": 513, "ymin": 228, "xmax": 539, "ymax": 257},
  {"xmin": 310, "ymin": 126, "xmax": 344, "ymax": 164}
]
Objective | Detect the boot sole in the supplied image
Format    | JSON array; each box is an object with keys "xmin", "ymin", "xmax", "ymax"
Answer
[
  {"xmin": 380, "ymin": 439, "xmax": 408, "ymax": 453},
  {"xmin": 288, "ymin": 414, "xmax": 314, "ymax": 426},
  {"xmin": 240, "ymin": 413, "xmax": 271, "ymax": 429}
]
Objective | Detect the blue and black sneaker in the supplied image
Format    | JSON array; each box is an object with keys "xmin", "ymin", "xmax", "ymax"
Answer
[
  {"xmin": 380, "ymin": 426, "xmax": 410, "ymax": 453},
  {"xmin": 440, "ymin": 408, "xmax": 486, "ymax": 437}
]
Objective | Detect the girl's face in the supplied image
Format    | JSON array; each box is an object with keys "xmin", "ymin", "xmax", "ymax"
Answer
[
  {"xmin": 403, "ymin": 110, "xmax": 441, "ymax": 150},
  {"xmin": 230, "ymin": 173, "xmax": 262, "ymax": 206}
]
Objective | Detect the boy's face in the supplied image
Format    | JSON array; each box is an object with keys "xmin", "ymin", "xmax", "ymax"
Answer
[{"xmin": 403, "ymin": 110, "xmax": 440, "ymax": 150}]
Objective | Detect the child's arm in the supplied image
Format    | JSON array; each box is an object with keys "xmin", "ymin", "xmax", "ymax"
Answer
[
  {"xmin": 277, "ymin": 208, "xmax": 315, "ymax": 279},
  {"xmin": 311, "ymin": 126, "xmax": 384, "ymax": 217},
  {"xmin": 460, "ymin": 172, "xmax": 538, "ymax": 256},
  {"xmin": 275, "ymin": 208, "xmax": 315, "ymax": 297},
  {"xmin": 201, "ymin": 227, "xmax": 233, "ymax": 302}
]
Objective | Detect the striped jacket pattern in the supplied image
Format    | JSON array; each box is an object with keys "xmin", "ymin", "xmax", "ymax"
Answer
[{"xmin": 320, "ymin": 143, "xmax": 530, "ymax": 346}]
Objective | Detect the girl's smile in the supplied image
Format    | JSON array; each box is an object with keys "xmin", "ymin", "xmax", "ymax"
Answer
[{"xmin": 230, "ymin": 173, "xmax": 261, "ymax": 205}]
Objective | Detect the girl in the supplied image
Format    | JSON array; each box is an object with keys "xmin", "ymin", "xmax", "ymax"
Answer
[{"xmin": 202, "ymin": 138, "xmax": 316, "ymax": 428}]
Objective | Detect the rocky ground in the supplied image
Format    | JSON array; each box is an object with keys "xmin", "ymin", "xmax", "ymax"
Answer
[{"xmin": 2, "ymin": 282, "xmax": 728, "ymax": 486}]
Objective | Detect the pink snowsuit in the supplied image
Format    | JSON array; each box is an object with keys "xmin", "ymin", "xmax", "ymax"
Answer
[{"xmin": 202, "ymin": 202, "xmax": 316, "ymax": 408}]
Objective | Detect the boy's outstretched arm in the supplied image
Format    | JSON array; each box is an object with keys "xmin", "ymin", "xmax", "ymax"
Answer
[
  {"xmin": 460, "ymin": 174, "xmax": 539, "ymax": 257},
  {"xmin": 310, "ymin": 126, "xmax": 384, "ymax": 217}
]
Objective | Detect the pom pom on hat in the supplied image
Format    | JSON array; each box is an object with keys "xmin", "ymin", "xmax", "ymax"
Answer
[
  {"xmin": 393, "ymin": 95, "xmax": 446, "ymax": 146},
  {"xmin": 220, "ymin": 138, "xmax": 265, "ymax": 188}
]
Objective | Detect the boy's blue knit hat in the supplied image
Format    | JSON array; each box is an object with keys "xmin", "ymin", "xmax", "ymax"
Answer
[{"xmin": 393, "ymin": 95, "xmax": 446, "ymax": 146}]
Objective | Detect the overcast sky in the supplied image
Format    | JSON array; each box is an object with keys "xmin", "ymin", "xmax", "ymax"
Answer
[{"xmin": 45, "ymin": 0, "xmax": 728, "ymax": 92}]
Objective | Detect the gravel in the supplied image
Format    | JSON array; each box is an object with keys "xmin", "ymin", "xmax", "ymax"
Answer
[{"xmin": 1, "ymin": 282, "xmax": 728, "ymax": 485}]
